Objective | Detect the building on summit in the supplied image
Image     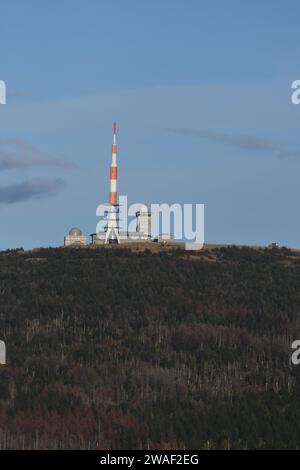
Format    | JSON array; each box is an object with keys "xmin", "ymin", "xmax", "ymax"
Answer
[
  {"xmin": 64, "ymin": 227, "xmax": 86, "ymax": 247},
  {"xmin": 64, "ymin": 123, "xmax": 184, "ymax": 248}
]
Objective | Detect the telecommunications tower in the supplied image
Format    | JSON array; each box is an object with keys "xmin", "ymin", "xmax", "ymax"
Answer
[{"xmin": 105, "ymin": 122, "xmax": 120, "ymax": 243}]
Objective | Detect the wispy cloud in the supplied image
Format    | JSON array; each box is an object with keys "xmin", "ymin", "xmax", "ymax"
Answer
[
  {"xmin": 169, "ymin": 128, "xmax": 276, "ymax": 151},
  {"xmin": 0, "ymin": 178, "xmax": 65, "ymax": 204},
  {"xmin": 277, "ymin": 150, "xmax": 300, "ymax": 160},
  {"xmin": 0, "ymin": 140, "xmax": 75, "ymax": 171},
  {"xmin": 169, "ymin": 128, "xmax": 300, "ymax": 160},
  {"xmin": 7, "ymin": 90, "xmax": 33, "ymax": 99}
]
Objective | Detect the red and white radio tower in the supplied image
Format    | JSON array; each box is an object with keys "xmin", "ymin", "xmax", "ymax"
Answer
[{"xmin": 105, "ymin": 122, "xmax": 120, "ymax": 243}]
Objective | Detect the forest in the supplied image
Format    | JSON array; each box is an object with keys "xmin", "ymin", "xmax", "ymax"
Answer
[{"xmin": 0, "ymin": 244, "xmax": 299, "ymax": 449}]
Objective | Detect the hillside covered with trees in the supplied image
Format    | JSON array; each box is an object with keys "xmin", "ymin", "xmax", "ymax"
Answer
[{"xmin": 0, "ymin": 245, "xmax": 299, "ymax": 449}]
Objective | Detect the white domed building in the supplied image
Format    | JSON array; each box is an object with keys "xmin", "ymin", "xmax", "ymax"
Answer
[{"xmin": 64, "ymin": 227, "xmax": 86, "ymax": 247}]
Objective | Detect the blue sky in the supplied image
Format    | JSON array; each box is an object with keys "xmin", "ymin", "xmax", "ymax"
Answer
[{"xmin": 0, "ymin": 0, "xmax": 300, "ymax": 249}]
